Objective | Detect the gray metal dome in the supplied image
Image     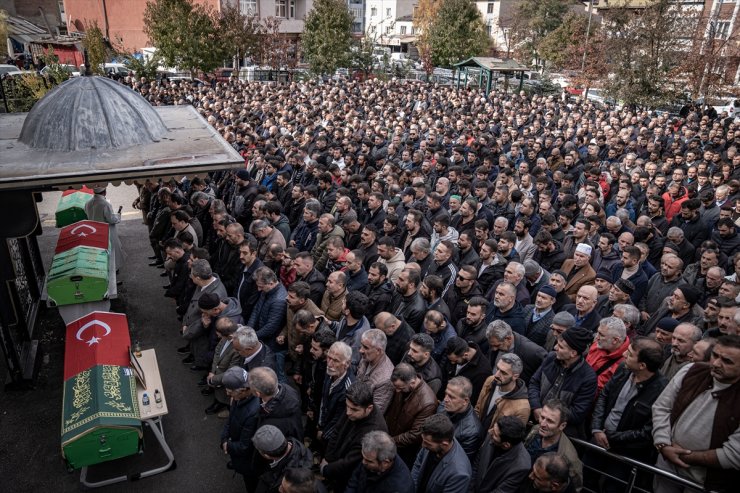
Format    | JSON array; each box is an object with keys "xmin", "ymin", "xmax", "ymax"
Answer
[{"xmin": 18, "ymin": 76, "xmax": 168, "ymax": 151}]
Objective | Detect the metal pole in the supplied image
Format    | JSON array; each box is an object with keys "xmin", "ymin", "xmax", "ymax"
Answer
[
  {"xmin": 581, "ymin": 0, "xmax": 594, "ymax": 71},
  {"xmin": 0, "ymin": 76, "xmax": 10, "ymax": 113}
]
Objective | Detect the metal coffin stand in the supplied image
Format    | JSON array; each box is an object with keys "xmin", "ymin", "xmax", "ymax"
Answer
[{"xmin": 79, "ymin": 349, "xmax": 176, "ymax": 488}]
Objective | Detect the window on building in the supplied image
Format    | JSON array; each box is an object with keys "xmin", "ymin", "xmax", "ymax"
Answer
[
  {"xmin": 289, "ymin": 0, "xmax": 295, "ymax": 18},
  {"xmin": 386, "ymin": 8, "xmax": 391, "ymax": 17},
  {"xmin": 386, "ymin": 25, "xmax": 393, "ymax": 34},
  {"xmin": 240, "ymin": 0, "xmax": 258, "ymax": 16},
  {"xmin": 400, "ymin": 25, "xmax": 407, "ymax": 35},
  {"xmin": 276, "ymin": 0, "xmax": 287, "ymax": 17},
  {"xmin": 371, "ymin": 7, "xmax": 377, "ymax": 16},
  {"xmin": 714, "ymin": 21, "xmax": 731, "ymax": 40},
  {"xmin": 487, "ymin": 3, "xmax": 495, "ymax": 14},
  {"xmin": 487, "ymin": 24, "xmax": 493, "ymax": 36}
]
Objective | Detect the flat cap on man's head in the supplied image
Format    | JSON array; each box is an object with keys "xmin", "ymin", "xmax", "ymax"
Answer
[
  {"xmin": 552, "ymin": 311, "xmax": 576, "ymax": 328},
  {"xmin": 252, "ymin": 425, "xmax": 287, "ymax": 455}
]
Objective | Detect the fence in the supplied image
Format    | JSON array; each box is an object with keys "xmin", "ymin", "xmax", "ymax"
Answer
[{"xmin": 570, "ymin": 437, "xmax": 709, "ymax": 493}]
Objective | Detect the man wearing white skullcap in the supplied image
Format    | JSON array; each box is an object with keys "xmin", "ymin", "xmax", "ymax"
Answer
[{"xmin": 560, "ymin": 242, "xmax": 596, "ymax": 302}]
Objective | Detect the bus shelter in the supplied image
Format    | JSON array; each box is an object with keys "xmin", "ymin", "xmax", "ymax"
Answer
[{"xmin": 453, "ymin": 57, "xmax": 529, "ymax": 95}]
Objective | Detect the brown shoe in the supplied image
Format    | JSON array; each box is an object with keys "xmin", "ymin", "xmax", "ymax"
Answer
[{"xmin": 217, "ymin": 409, "xmax": 230, "ymax": 419}]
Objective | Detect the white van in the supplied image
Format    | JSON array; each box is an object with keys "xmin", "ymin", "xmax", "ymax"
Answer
[{"xmin": 103, "ymin": 63, "xmax": 130, "ymax": 76}]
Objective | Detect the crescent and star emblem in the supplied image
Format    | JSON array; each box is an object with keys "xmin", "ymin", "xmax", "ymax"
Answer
[
  {"xmin": 76, "ymin": 320, "xmax": 111, "ymax": 346},
  {"xmin": 69, "ymin": 223, "xmax": 98, "ymax": 238}
]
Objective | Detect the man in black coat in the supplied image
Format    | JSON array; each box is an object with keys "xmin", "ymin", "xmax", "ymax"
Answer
[
  {"xmin": 220, "ymin": 366, "xmax": 260, "ymax": 490},
  {"xmin": 162, "ymin": 238, "xmax": 190, "ymax": 300},
  {"xmin": 584, "ymin": 337, "xmax": 668, "ymax": 493},
  {"xmin": 455, "ymin": 296, "xmax": 490, "ymax": 354},
  {"xmin": 472, "ymin": 416, "xmax": 531, "ymax": 493},
  {"xmin": 321, "ymin": 381, "xmax": 389, "ymax": 492},
  {"xmin": 345, "ymin": 430, "xmax": 414, "ymax": 493},
  {"xmin": 485, "ymin": 281, "xmax": 527, "ymax": 334},
  {"xmin": 235, "ymin": 237, "xmax": 263, "ymax": 323},
  {"xmin": 562, "ymin": 285, "xmax": 602, "ymax": 334},
  {"xmin": 443, "ymin": 338, "xmax": 492, "ymax": 406},
  {"xmin": 392, "ymin": 269, "xmax": 427, "ymax": 333},
  {"xmin": 252, "ymin": 425, "xmax": 313, "ymax": 493},
  {"xmin": 486, "ymin": 321, "xmax": 547, "ymax": 385},
  {"xmin": 249, "ymin": 367, "xmax": 304, "ymax": 441},
  {"xmin": 294, "ymin": 252, "xmax": 327, "ymax": 306},
  {"xmin": 232, "ymin": 326, "xmax": 277, "ymax": 372},
  {"xmin": 367, "ymin": 262, "xmax": 398, "ymax": 320},
  {"xmin": 376, "ymin": 313, "xmax": 415, "ymax": 366}
]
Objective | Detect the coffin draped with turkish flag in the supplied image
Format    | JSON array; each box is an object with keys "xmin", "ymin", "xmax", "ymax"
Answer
[
  {"xmin": 61, "ymin": 311, "xmax": 142, "ymax": 469},
  {"xmin": 47, "ymin": 220, "xmax": 110, "ymax": 306},
  {"xmin": 55, "ymin": 187, "xmax": 93, "ymax": 227}
]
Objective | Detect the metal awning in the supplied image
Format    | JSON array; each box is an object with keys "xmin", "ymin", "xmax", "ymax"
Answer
[
  {"xmin": 0, "ymin": 105, "xmax": 243, "ymax": 191},
  {"xmin": 453, "ymin": 57, "xmax": 529, "ymax": 73}
]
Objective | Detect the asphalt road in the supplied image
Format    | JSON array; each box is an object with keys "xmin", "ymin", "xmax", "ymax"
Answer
[{"xmin": 0, "ymin": 187, "xmax": 242, "ymax": 492}]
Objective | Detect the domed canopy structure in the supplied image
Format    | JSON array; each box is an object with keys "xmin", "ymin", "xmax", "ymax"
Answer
[{"xmin": 18, "ymin": 76, "xmax": 169, "ymax": 151}]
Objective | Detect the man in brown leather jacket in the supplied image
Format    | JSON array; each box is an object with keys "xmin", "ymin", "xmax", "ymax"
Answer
[{"xmin": 384, "ymin": 362, "xmax": 438, "ymax": 466}]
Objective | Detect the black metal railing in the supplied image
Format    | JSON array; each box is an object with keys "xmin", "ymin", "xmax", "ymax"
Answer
[{"xmin": 571, "ymin": 437, "xmax": 708, "ymax": 493}]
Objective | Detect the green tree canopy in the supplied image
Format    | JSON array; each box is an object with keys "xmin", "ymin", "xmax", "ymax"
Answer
[
  {"xmin": 537, "ymin": 11, "xmax": 589, "ymax": 70},
  {"xmin": 426, "ymin": 0, "xmax": 490, "ymax": 69},
  {"xmin": 302, "ymin": 0, "xmax": 353, "ymax": 75},
  {"xmin": 510, "ymin": 0, "xmax": 570, "ymax": 68},
  {"xmin": 83, "ymin": 21, "xmax": 107, "ymax": 75},
  {"xmin": 143, "ymin": 0, "xmax": 225, "ymax": 74}
]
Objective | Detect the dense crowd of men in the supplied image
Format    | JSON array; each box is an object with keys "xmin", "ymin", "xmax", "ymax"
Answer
[{"xmin": 124, "ymin": 73, "xmax": 740, "ymax": 493}]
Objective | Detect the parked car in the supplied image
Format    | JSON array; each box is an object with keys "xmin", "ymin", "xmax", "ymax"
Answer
[
  {"xmin": 549, "ymin": 73, "xmax": 571, "ymax": 88},
  {"xmin": 40, "ymin": 64, "xmax": 81, "ymax": 78},
  {"xmin": 0, "ymin": 64, "xmax": 22, "ymax": 76},
  {"xmin": 705, "ymin": 95, "xmax": 740, "ymax": 118},
  {"xmin": 212, "ymin": 67, "xmax": 235, "ymax": 82},
  {"xmin": 103, "ymin": 63, "xmax": 130, "ymax": 76}
]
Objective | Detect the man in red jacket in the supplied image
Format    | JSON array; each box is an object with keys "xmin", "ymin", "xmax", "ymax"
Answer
[{"xmin": 586, "ymin": 317, "xmax": 630, "ymax": 392}]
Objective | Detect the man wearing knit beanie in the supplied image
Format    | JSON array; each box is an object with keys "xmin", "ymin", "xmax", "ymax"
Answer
[
  {"xmin": 528, "ymin": 325, "xmax": 597, "ymax": 437},
  {"xmin": 560, "ymin": 326, "xmax": 594, "ymax": 355}
]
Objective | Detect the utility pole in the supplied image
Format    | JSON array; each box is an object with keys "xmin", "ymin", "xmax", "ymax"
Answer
[{"xmin": 581, "ymin": 0, "xmax": 594, "ymax": 72}]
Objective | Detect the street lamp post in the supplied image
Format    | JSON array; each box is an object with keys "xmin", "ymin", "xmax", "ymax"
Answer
[{"xmin": 581, "ymin": 0, "xmax": 594, "ymax": 72}]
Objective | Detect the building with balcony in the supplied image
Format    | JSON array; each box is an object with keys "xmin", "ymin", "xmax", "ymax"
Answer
[{"xmin": 348, "ymin": 0, "xmax": 365, "ymax": 34}]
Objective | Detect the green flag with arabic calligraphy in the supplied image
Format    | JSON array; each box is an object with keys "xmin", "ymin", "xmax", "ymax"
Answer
[{"xmin": 61, "ymin": 365, "xmax": 142, "ymax": 469}]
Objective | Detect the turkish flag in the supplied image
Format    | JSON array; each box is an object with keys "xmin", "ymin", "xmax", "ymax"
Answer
[
  {"xmin": 64, "ymin": 311, "xmax": 132, "ymax": 381},
  {"xmin": 55, "ymin": 220, "xmax": 110, "ymax": 254}
]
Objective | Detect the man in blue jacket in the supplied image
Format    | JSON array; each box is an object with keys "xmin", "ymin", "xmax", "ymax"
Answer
[
  {"xmin": 248, "ymin": 266, "xmax": 288, "ymax": 380},
  {"xmin": 411, "ymin": 414, "xmax": 471, "ymax": 493}
]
